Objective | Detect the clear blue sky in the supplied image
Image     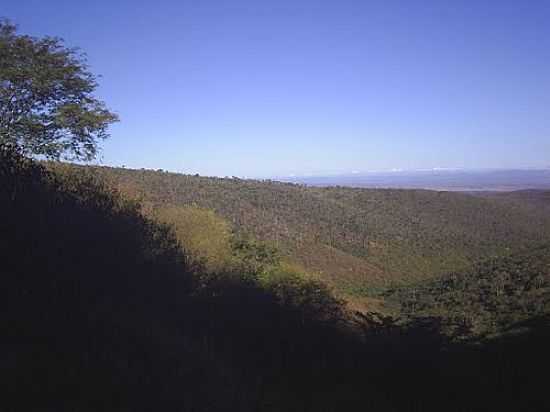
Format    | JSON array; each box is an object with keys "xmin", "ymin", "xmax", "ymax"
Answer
[{"xmin": 4, "ymin": 0, "xmax": 550, "ymax": 177}]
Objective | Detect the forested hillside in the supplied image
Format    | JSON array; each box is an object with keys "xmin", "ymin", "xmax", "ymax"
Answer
[
  {"xmin": 3, "ymin": 148, "xmax": 550, "ymax": 411},
  {"xmin": 385, "ymin": 245, "xmax": 550, "ymax": 337},
  {"xmin": 472, "ymin": 189, "xmax": 550, "ymax": 214},
  {"xmin": 1, "ymin": 147, "xmax": 351, "ymax": 411},
  {"xmin": 66, "ymin": 165, "xmax": 550, "ymax": 296}
]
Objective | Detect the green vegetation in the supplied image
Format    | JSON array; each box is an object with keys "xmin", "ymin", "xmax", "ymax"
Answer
[
  {"xmin": 0, "ymin": 20, "xmax": 117, "ymax": 160},
  {"xmin": 153, "ymin": 205, "xmax": 235, "ymax": 273},
  {"xmin": 473, "ymin": 189, "xmax": 550, "ymax": 215},
  {"xmin": 75, "ymin": 165, "xmax": 550, "ymax": 299},
  {"xmin": 3, "ymin": 147, "xmax": 550, "ymax": 411},
  {"xmin": 385, "ymin": 245, "xmax": 550, "ymax": 337},
  {"xmin": 1, "ymin": 145, "xmax": 348, "ymax": 411}
]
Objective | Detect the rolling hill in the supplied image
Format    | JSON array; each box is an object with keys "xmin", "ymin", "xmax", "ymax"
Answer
[{"xmin": 56, "ymin": 165, "xmax": 550, "ymax": 301}]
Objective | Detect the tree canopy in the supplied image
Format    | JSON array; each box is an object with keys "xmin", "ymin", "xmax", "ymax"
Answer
[{"xmin": 0, "ymin": 20, "xmax": 117, "ymax": 160}]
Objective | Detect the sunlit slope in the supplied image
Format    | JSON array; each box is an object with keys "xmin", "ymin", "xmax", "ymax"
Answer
[
  {"xmin": 76, "ymin": 166, "xmax": 550, "ymax": 288},
  {"xmin": 385, "ymin": 244, "xmax": 550, "ymax": 337}
]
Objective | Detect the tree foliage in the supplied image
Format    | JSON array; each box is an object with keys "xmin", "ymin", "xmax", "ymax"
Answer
[
  {"xmin": 386, "ymin": 246, "xmax": 550, "ymax": 337},
  {"xmin": 0, "ymin": 20, "xmax": 117, "ymax": 160}
]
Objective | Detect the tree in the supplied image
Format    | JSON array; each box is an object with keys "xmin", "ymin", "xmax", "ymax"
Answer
[{"xmin": 0, "ymin": 20, "xmax": 117, "ymax": 160}]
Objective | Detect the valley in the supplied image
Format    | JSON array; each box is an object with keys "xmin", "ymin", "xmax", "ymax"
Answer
[{"xmin": 77, "ymin": 165, "xmax": 550, "ymax": 302}]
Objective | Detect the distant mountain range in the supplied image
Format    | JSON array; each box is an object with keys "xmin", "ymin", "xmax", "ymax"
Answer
[{"xmin": 277, "ymin": 169, "xmax": 550, "ymax": 191}]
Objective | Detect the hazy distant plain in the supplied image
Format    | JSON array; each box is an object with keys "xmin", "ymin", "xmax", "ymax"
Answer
[{"xmin": 278, "ymin": 169, "xmax": 550, "ymax": 192}]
